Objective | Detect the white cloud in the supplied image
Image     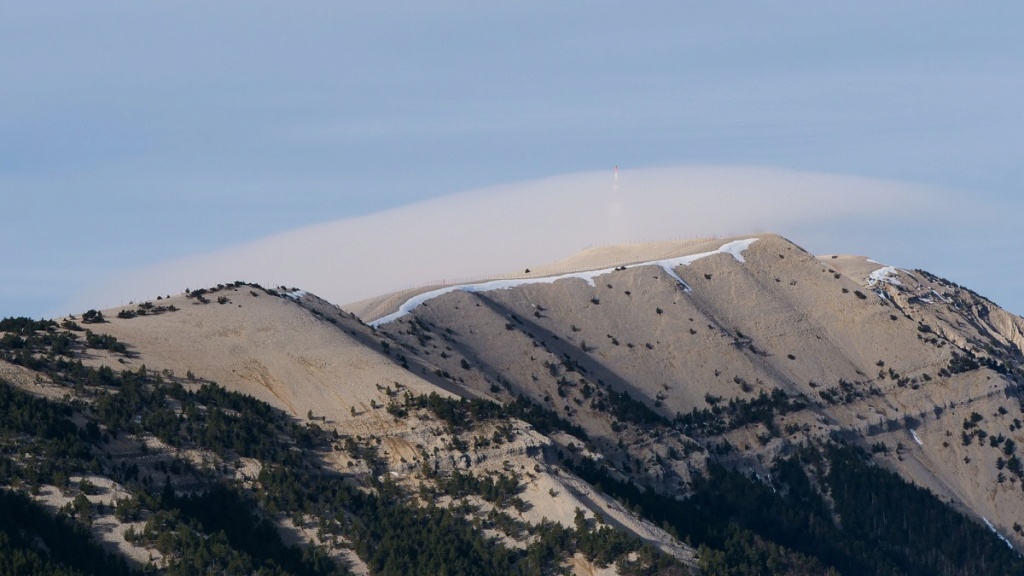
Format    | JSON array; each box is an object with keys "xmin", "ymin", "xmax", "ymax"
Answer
[{"xmin": 65, "ymin": 166, "xmax": 952, "ymax": 315}]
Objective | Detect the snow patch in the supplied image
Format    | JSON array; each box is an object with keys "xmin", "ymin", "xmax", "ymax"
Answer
[
  {"xmin": 370, "ymin": 273, "xmax": 613, "ymax": 327},
  {"xmin": 868, "ymin": 266, "xmax": 902, "ymax": 287},
  {"xmin": 653, "ymin": 239, "xmax": 757, "ymax": 293},
  {"xmin": 983, "ymin": 517, "xmax": 1015, "ymax": 550},
  {"xmin": 910, "ymin": 429, "xmax": 923, "ymax": 447},
  {"xmin": 370, "ymin": 238, "xmax": 759, "ymax": 327},
  {"xmin": 718, "ymin": 238, "xmax": 759, "ymax": 263}
]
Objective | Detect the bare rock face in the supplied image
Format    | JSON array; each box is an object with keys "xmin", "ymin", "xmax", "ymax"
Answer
[
  {"xmin": 372, "ymin": 234, "xmax": 1024, "ymax": 548},
  {"xmin": 6, "ymin": 233, "xmax": 1024, "ymax": 574}
]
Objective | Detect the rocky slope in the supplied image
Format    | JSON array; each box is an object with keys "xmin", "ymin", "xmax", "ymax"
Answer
[
  {"xmin": 2, "ymin": 233, "xmax": 1024, "ymax": 575},
  {"xmin": 369, "ymin": 234, "xmax": 1024, "ymax": 548}
]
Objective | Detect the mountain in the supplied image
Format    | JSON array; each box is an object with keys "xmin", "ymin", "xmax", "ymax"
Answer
[{"xmin": 2, "ymin": 233, "xmax": 1024, "ymax": 575}]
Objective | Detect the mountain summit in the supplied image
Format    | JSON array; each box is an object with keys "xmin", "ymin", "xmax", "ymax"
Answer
[{"xmin": 2, "ymin": 233, "xmax": 1023, "ymax": 575}]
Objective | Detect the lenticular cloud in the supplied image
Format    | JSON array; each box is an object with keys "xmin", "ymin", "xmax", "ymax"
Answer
[{"xmin": 68, "ymin": 166, "xmax": 947, "ymax": 313}]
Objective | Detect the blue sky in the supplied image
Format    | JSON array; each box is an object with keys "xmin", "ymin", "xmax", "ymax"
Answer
[{"xmin": 2, "ymin": 2, "xmax": 1023, "ymax": 317}]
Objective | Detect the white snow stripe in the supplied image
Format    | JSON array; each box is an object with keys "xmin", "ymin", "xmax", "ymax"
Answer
[
  {"xmin": 983, "ymin": 517, "xmax": 1015, "ymax": 550},
  {"xmin": 370, "ymin": 238, "xmax": 759, "ymax": 327}
]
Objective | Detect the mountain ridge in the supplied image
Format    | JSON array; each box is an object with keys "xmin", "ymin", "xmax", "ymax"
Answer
[{"xmin": 2, "ymin": 232, "xmax": 1024, "ymax": 575}]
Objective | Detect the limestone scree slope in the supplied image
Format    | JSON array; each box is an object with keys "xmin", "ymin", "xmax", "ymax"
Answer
[
  {"xmin": 4, "ymin": 232, "xmax": 1024, "ymax": 574},
  {"xmin": 371, "ymin": 233, "xmax": 1024, "ymax": 547}
]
